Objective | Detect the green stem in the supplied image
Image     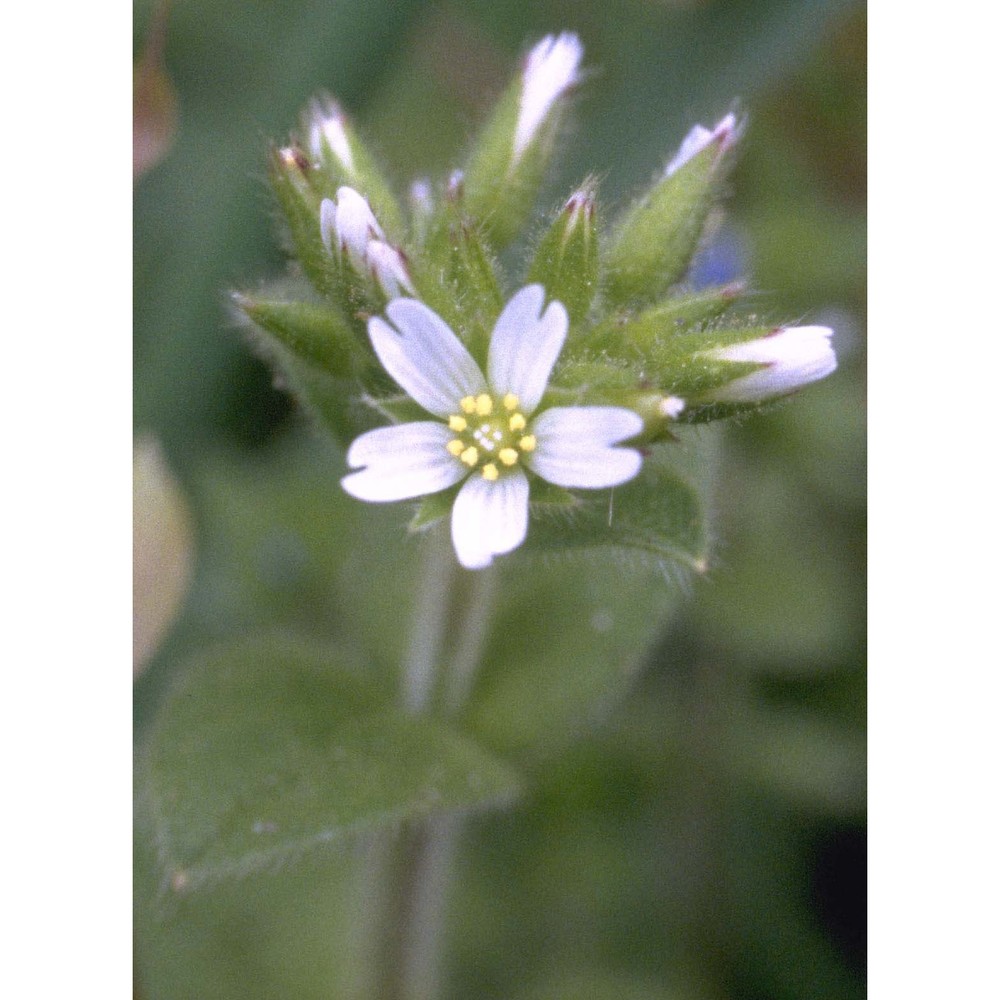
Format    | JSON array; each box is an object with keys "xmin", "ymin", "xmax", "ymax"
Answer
[
  {"xmin": 373, "ymin": 533, "xmax": 500, "ymax": 1000},
  {"xmin": 400, "ymin": 527, "xmax": 454, "ymax": 713},
  {"xmin": 443, "ymin": 564, "xmax": 498, "ymax": 715}
]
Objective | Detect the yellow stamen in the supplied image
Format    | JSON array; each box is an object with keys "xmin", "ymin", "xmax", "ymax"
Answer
[
  {"xmin": 508, "ymin": 412, "xmax": 527, "ymax": 432},
  {"xmin": 448, "ymin": 415, "xmax": 467, "ymax": 432},
  {"xmin": 498, "ymin": 448, "xmax": 519, "ymax": 467},
  {"xmin": 502, "ymin": 393, "xmax": 520, "ymax": 412},
  {"xmin": 481, "ymin": 463, "xmax": 499, "ymax": 481},
  {"xmin": 475, "ymin": 393, "xmax": 493, "ymax": 416},
  {"xmin": 446, "ymin": 439, "xmax": 465, "ymax": 457},
  {"xmin": 460, "ymin": 395, "xmax": 477, "ymax": 414},
  {"xmin": 518, "ymin": 434, "xmax": 537, "ymax": 453},
  {"xmin": 460, "ymin": 446, "xmax": 479, "ymax": 467}
]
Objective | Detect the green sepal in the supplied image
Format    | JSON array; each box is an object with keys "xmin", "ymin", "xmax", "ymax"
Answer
[
  {"xmin": 232, "ymin": 292, "xmax": 366, "ymax": 378},
  {"xmin": 135, "ymin": 637, "xmax": 522, "ymax": 891},
  {"xmin": 641, "ymin": 324, "xmax": 776, "ymax": 400},
  {"xmin": 604, "ymin": 138, "xmax": 735, "ymax": 307},
  {"xmin": 302, "ymin": 94, "xmax": 404, "ymax": 239},
  {"xmin": 418, "ymin": 195, "xmax": 503, "ymax": 362},
  {"xmin": 461, "ymin": 58, "xmax": 574, "ymax": 249},
  {"xmin": 549, "ymin": 356, "xmax": 643, "ymax": 402},
  {"xmin": 409, "ymin": 487, "xmax": 457, "ymax": 532},
  {"xmin": 268, "ymin": 146, "xmax": 340, "ymax": 297},
  {"xmin": 583, "ymin": 282, "xmax": 746, "ymax": 356},
  {"xmin": 527, "ymin": 183, "xmax": 599, "ymax": 328}
]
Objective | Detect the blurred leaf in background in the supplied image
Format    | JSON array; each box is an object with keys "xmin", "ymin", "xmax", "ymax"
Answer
[{"xmin": 134, "ymin": 1, "xmax": 865, "ymax": 997}]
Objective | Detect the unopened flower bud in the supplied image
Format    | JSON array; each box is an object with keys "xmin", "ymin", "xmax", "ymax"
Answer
[
  {"xmin": 514, "ymin": 32, "xmax": 584, "ymax": 164},
  {"xmin": 527, "ymin": 182, "xmax": 598, "ymax": 324},
  {"xmin": 665, "ymin": 112, "xmax": 740, "ymax": 177},
  {"xmin": 306, "ymin": 94, "xmax": 354, "ymax": 170},
  {"xmin": 366, "ymin": 240, "xmax": 415, "ymax": 298},
  {"xmin": 700, "ymin": 326, "xmax": 836, "ymax": 402},
  {"xmin": 321, "ymin": 186, "xmax": 385, "ymax": 266}
]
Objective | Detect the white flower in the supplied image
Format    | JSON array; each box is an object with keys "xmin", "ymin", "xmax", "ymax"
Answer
[
  {"xmin": 306, "ymin": 96, "xmax": 354, "ymax": 171},
  {"xmin": 665, "ymin": 112, "xmax": 740, "ymax": 177},
  {"xmin": 342, "ymin": 285, "xmax": 645, "ymax": 569},
  {"xmin": 702, "ymin": 326, "xmax": 837, "ymax": 402},
  {"xmin": 320, "ymin": 187, "xmax": 414, "ymax": 296},
  {"xmin": 513, "ymin": 33, "xmax": 584, "ymax": 165}
]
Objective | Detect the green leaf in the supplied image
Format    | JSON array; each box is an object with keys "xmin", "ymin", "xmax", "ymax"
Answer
[
  {"xmin": 521, "ymin": 449, "xmax": 708, "ymax": 571},
  {"xmin": 137, "ymin": 637, "xmax": 521, "ymax": 891},
  {"xmin": 461, "ymin": 440, "xmax": 717, "ymax": 759}
]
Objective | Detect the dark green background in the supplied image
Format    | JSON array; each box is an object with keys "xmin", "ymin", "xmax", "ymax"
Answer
[{"xmin": 135, "ymin": 1, "xmax": 865, "ymax": 996}]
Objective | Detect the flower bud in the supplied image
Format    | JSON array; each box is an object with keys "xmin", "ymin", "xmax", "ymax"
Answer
[
  {"xmin": 527, "ymin": 183, "xmax": 598, "ymax": 326},
  {"xmin": 514, "ymin": 33, "xmax": 584, "ymax": 164},
  {"xmin": 306, "ymin": 94, "xmax": 354, "ymax": 172},
  {"xmin": 699, "ymin": 326, "xmax": 836, "ymax": 403},
  {"xmin": 321, "ymin": 186, "xmax": 385, "ymax": 267},
  {"xmin": 605, "ymin": 111, "xmax": 741, "ymax": 307},
  {"xmin": 366, "ymin": 240, "xmax": 415, "ymax": 298},
  {"xmin": 270, "ymin": 145, "xmax": 339, "ymax": 294},
  {"xmin": 302, "ymin": 94, "xmax": 404, "ymax": 236},
  {"xmin": 462, "ymin": 33, "xmax": 584, "ymax": 248},
  {"xmin": 665, "ymin": 113, "xmax": 740, "ymax": 177}
]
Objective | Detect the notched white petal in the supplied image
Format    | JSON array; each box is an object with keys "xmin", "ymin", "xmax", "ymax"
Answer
[
  {"xmin": 369, "ymin": 302, "xmax": 486, "ymax": 417},
  {"xmin": 528, "ymin": 406, "xmax": 644, "ymax": 489},
  {"xmin": 342, "ymin": 423, "xmax": 465, "ymax": 502},
  {"xmin": 487, "ymin": 284, "xmax": 568, "ymax": 412},
  {"xmin": 451, "ymin": 469, "xmax": 530, "ymax": 569}
]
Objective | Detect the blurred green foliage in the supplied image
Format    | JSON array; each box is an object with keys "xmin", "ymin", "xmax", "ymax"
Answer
[{"xmin": 134, "ymin": 1, "xmax": 865, "ymax": 997}]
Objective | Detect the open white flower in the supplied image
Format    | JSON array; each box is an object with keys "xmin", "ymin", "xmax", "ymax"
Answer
[{"xmin": 342, "ymin": 285, "xmax": 644, "ymax": 569}]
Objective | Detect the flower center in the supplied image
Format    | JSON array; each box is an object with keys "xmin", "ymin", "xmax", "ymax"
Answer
[{"xmin": 444, "ymin": 393, "xmax": 537, "ymax": 481}]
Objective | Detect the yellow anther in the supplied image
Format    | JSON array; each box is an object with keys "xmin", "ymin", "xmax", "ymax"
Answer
[
  {"xmin": 518, "ymin": 434, "xmax": 537, "ymax": 453},
  {"xmin": 448, "ymin": 415, "xmax": 468, "ymax": 432},
  {"xmin": 481, "ymin": 463, "xmax": 499, "ymax": 481},
  {"xmin": 498, "ymin": 448, "xmax": 519, "ymax": 467},
  {"xmin": 508, "ymin": 412, "xmax": 527, "ymax": 432},
  {"xmin": 475, "ymin": 393, "xmax": 493, "ymax": 416},
  {"xmin": 502, "ymin": 393, "xmax": 520, "ymax": 412},
  {"xmin": 460, "ymin": 446, "xmax": 479, "ymax": 467},
  {"xmin": 446, "ymin": 439, "xmax": 465, "ymax": 457},
  {"xmin": 460, "ymin": 395, "xmax": 477, "ymax": 414}
]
